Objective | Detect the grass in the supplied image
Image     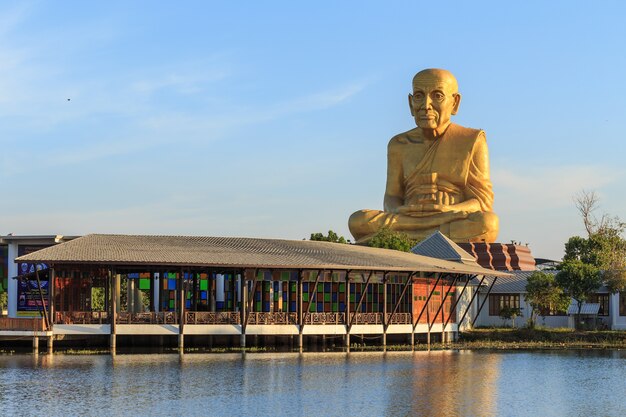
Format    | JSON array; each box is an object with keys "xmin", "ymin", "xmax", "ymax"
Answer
[{"xmin": 457, "ymin": 327, "xmax": 626, "ymax": 349}]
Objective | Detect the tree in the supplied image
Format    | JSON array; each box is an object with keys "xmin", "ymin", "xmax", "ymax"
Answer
[
  {"xmin": 309, "ymin": 230, "xmax": 349, "ymax": 244},
  {"xmin": 525, "ymin": 271, "xmax": 570, "ymax": 328},
  {"xmin": 573, "ymin": 191, "xmax": 626, "ymax": 292},
  {"xmin": 499, "ymin": 306, "xmax": 522, "ymax": 328},
  {"xmin": 557, "ymin": 191, "xmax": 626, "ymax": 329},
  {"xmin": 368, "ymin": 227, "xmax": 416, "ymax": 252},
  {"xmin": 556, "ymin": 259, "xmax": 602, "ymax": 329}
]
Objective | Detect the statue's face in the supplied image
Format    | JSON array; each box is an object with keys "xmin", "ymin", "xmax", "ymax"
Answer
[{"xmin": 409, "ymin": 72, "xmax": 460, "ymax": 131}]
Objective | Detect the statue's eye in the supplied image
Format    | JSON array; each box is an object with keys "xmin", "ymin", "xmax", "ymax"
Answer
[
  {"xmin": 433, "ymin": 92, "xmax": 444, "ymax": 101},
  {"xmin": 414, "ymin": 93, "xmax": 424, "ymax": 100}
]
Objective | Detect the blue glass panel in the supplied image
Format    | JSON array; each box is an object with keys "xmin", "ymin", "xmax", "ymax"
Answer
[
  {"xmin": 216, "ymin": 301, "xmax": 224, "ymax": 310},
  {"xmin": 324, "ymin": 283, "xmax": 330, "ymax": 292},
  {"xmin": 317, "ymin": 302, "xmax": 323, "ymax": 311},
  {"xmin": 128, "ymin": 273, "xmax": 139, "ymax": 279},
  {"xmin": 290, "ymin": 302, "xmax": 296, "ymax": 311},
  {"xmin": 185, "ymin": 300, "xmax": 191, "ymax": 309},
  {"xmin": 339, "ymin": 302, "xmax": 345, "ymax": 311},
  {"xmin": 168, "ymin": 279, "xmax": 176, "ymax": 289},
  {"xmin": 200, "ymin": 291, "xmax": 207, "ymax": 300},
  {"xmin": 332, "ymin": 293, "xmax": 337, "ymax": 302}
]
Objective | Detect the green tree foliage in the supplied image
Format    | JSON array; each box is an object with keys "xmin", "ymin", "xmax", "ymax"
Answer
[
  {"xmin": 309, "ymin": 230, "xmax": 349, "ymax": 244},
  {"xmin": 91, "ymin": 287, "xmax": 105, "ymax": 311},
  {"xmin": 0, "ymin": 291, "xmax": 7, "ymax": 314},
  {"xmin": 556, "ymin": 191, "xmax": 626, "ymax": 328},
  {"xmin": 556, "ymin": 259, "xmax": 602, "ymax": 328},
  {"xmin": 498, "ymin": 306, "xmax": 522, "ymax": 328},
  {"xmin": 525, "ymin": 271, "xmax": 570, "ymax": 327},
  {"xmin": 368, "ymin": 227, "xmax": 416, "ymax": 252},
  {"xmin": 572, "ymin": 190, "xmax": 626, "ymax": 292}
]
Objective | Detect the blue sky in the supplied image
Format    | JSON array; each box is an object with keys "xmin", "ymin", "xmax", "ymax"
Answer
[{"xmin": 1, "ymin": 1, "xmax": 625, "ymax": 260}]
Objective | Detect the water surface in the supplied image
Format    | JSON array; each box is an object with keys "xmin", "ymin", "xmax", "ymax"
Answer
[{"xmin": 1, "ymin": 350, "xmax": 625, "ymax": 416}]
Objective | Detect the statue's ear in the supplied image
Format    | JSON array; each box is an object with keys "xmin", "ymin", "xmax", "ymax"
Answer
[
  {"xmin": 408, "ymin": 94, "xmax": 415, "ymax": 116},
  {"xmin": 451, "ymin": 93, "xmax": 461, "ymax": 115}
]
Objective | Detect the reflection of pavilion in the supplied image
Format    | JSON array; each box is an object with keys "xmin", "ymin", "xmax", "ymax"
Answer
[
  {"xmin": 406, "ymin": 351, "xmax": 501, "ymax": 417},
  {"xmin": 2, "ymin": 234, "xmax": 508, "ymax": 352}
]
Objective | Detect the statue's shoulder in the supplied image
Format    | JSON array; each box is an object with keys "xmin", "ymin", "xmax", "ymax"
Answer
[
  {"xmin": 388, "ymin": 128, "xmax": 422, "ymax": 147},
  {"xmin": 447, "ymin": 123, "xmax": 485, "ymax": 141}
]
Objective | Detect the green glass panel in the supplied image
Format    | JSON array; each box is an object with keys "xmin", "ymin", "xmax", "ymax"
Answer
[
  {"xmin": 350, "ymin": 294, "xmax": 355, "ymax": 302},
  {"xmin": 339, "ymin": 283, "xmax": 345, "ymax": 292},
  {"xmin": 317, "ymin": 283, "xmax": 323, "ymax": 292},
  {"xmin": 332, "ymin": 302, "xmax": 338, "ymax": 311},
  {"xmin": 283, "ymin": 302, "xmax": 287, "ymax": 311},
  {"xmin": 324, "ymin": 293, "xmax": 331, "ymax": 302},
  {"xmin": 309, "ymin": 304, "xmax": 315, "ymax": 312},
  {"xmin": 256, "ymin": 301, "xmax": 261, "ymax": 311},
  {"xmin": 169, "ymin": 300, "xmax": 175, "ymax": 309},
  {"xmin": 139, "ymin": 278, "xmax": 150, "ymax": 290},
  {"xmin": 303, "ymin": 293, "xmax": 309, "ymax": 302},
  {"xmin": 200, "ymin": 280, "xmax": 208, "ymax": 291}
]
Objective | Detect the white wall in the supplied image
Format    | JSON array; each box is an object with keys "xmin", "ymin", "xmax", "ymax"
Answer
[{"xmin": 473, "ymin": 293, "xmax": 568, "ymax": 328}]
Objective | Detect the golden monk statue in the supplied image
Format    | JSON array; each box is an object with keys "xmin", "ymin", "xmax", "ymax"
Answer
[{"xmin": 349, "ymin": 68, "xmax": 499, "ymax": 244}]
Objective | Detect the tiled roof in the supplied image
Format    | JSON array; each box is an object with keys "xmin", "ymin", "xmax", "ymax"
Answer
[
  {"xmin": 478, "ymin": 270, "xmax": 556, "ymax": 293},
  {"xmin": 411, "ymin": 231, "xmax": 478, "ymax": 265},
  {"xmin": 15, "ymin": 234, "xmax": 510, "ymax": 276}
]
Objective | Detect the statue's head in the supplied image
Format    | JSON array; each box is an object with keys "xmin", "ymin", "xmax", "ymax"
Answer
[{"xmin": 409, "ymin": 69, "xmax": 461, "ymax": 132}]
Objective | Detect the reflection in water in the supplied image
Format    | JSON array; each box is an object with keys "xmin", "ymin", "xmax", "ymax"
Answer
[
  {"xmin": 402, "ymin": 351, "xmax": 500, "ymax": 417},
  {"xmin": 1, "ymin": 350, "xmax": 626, "ymax": 416}
]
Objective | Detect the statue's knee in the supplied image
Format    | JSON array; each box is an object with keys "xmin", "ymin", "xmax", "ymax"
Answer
[{"xmin": 349, "ymin": 210, "xmax": 376, "ymax": 233}]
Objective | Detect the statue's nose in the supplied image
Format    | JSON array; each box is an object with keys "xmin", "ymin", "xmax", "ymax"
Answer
[{"xmin": 423, "ymin": 95, "xmax": 433, "ymax": 109}]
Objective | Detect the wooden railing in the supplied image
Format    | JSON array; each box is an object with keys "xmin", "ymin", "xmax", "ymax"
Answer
[
  {"xmin": 0, "ymin": 317, "xmax": 46, "ymax": 331},
  {"xmin": 351, "ymin": 312, "xmax": 384, "ymax": 325},
  {"xmin": 47, "ymin": 311, "xmax": 414, "ymax": 326},
  {"xmin": 185, "ymin": 312, "xmax": 241, "ymax": 325},
  {"xmin": 304, "ymin": 312, "xmax": 345, "ymax": 325},
  {"xmin": 247, "ymin": 312, "xmax": 298, "ymax": 325},
  {"xmin": 116, "ymin": 312, "xmax": 178, "ymax": 324},
  {"xmin": 385, "ymin": 313, "xmax": 412, "ymax": 324},
  {"xmin": 56, "ymin": 311, "xmax": 109, "ymax": 325}
]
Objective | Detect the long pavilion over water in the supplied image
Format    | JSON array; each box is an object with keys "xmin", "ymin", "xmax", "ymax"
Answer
[{"xmin": 3, "ymin": 234, "xmax": 509, "ymax": 352}]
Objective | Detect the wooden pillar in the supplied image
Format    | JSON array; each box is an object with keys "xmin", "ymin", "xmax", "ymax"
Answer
[
  {"xmin": 240, "ymin": 271, "xmax": 247, "ymax": 348},
  {"xmin": 49, "ymin": 268, "xmax": 55, "ymax": 328},
  {"xmin": 207, "ymin": 272, "xmax": 213, "ymax": 312},
  {"xmin": 33, "ymin": 335, "xmax": 39, "ymax": 354},
  {"xmin": 345, "ymin": 273, "xmax": 350, "ymax": 349},
  {"xmin": 47, "ymin": 335, "xmax": 54, "ymax": 354},
  {"xmin": 411, "ymin": 278, "xmax": 416, "ymax": 350},
  {"xmin": 192, "ymin": 273, "xmax": 198, "ymax": 312},
  {"xmin": 230, "ymin": 272, "xmax": 236, "ymax": 312},
  {"xmin": 297, "ymin": 271, "xmax": 303, "ymax": 350},
  {"xmin": 426, "ymin": 279, "xmax": 431, "ymax": 351},
  {"xmin": 441, "ymin": 280, "xmax": 445, "ymax": 343},
  {"xmin": 178, "ymin": 269, "xmax": 185, "ymax": 352},
  {"xmin": 382, "ymin": 279, "xmax": 387, "ymax": 348},
  {"xmin": 110, "ymin": 268, "xmax": 117, "ymax": 353}
]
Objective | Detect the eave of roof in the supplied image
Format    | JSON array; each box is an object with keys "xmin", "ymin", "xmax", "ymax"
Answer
[{"xmin": 15, "ymin": 234, "xmax": 511, "ymax": 277}]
